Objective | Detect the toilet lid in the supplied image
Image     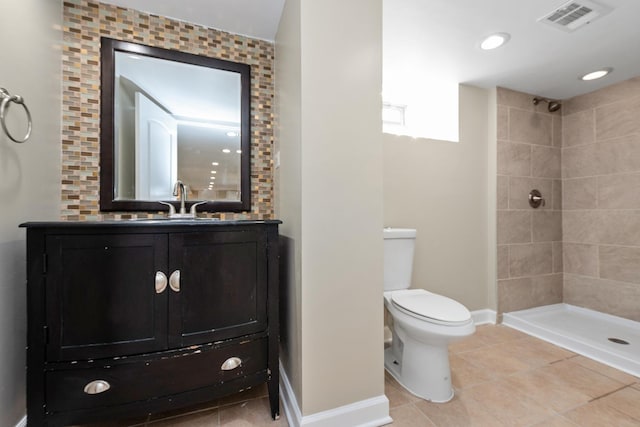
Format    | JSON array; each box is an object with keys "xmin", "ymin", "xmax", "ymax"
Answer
[{"xmin": 391, "ymin": 290, "xmax": 471, "ymax": 323}]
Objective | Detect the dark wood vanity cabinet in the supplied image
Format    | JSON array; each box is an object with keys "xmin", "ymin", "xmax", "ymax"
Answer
[{"xmin": 22, "ymin": 220, "xmax": 280, "ymax": 427}]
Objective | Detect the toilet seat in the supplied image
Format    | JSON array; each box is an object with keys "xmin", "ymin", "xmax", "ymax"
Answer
[{"xmin": 390, "ymin": 289, "xmax": 471, "ymax": 325}]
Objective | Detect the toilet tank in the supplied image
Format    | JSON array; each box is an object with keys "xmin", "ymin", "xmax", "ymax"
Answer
[{"xmin": 383, "ymin": 228, "xmax": 416, "ymax": 291}]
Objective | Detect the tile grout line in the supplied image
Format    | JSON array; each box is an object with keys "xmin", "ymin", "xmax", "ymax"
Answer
[{"xmin": 584, "ymin": 383, "xmax": 631, "ymax": 404}]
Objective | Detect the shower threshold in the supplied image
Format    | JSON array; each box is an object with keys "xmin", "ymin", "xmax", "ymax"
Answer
[{"xmin": 503, "ymin": 303, "xmax": 640, "ymax": 377}]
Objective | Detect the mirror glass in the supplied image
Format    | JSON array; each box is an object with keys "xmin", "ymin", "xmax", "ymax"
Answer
[{"xmin": 100, "ymin": 37, "xmax": 250, "ymax": 212}]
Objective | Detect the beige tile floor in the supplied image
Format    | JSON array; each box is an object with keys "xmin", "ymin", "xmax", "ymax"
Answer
[
  {"xmin": 389, "ymin": 325, "xmax": 640, "ymax": 427},
  {"xmin": 80, "ymin": 325, "xmax": 640, "ymax": 426}
]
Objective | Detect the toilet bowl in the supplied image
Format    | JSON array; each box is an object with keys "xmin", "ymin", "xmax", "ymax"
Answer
[
  {"xmin": 383, "ymin": 228, "xmax": 475, "ymax": 402},
  {"xmin": 384, "ymin": 289, "xmax": 474, "ymax": 402}
]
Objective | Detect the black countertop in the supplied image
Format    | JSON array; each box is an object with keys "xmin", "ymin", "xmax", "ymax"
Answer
[{"xmin": 20, "ymin": 219, "xmax": 282, "ymax": 228}]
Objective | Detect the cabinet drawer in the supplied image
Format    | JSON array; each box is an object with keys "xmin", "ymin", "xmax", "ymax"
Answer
[{"xmin": 46, "ymin": 338, "xmax": 267, "ymax": 413}]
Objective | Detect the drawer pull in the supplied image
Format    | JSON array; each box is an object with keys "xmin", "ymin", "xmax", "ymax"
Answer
[
  {"xmin": 83, "ymin": 380, "xmax": 111, "ymax": 395},
  {"xmin": 221, "ymin": 357, "xmax": 242, "ymax": 371},
  {"xmin": 155, "ymin": 271, "xmax": 167, "ymax": 294},
  {"xmin": 169, "ymin": 270, "xmax": 181, "ymax": 292}
]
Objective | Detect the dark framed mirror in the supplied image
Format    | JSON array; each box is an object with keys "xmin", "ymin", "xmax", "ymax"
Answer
[{"xmin": 100, "ymin": 37, "xmax": 251, "ymax": 212}]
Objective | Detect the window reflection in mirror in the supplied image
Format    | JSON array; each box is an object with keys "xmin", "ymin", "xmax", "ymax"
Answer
[{"xmin": 100, "ymin": 37, "xmax": 250, "ymax": 212}]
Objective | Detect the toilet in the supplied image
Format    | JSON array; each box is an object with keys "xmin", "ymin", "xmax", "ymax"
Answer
[{"xmin": 383, "ymin": 228, "xmax": 475, "ymax": 403}]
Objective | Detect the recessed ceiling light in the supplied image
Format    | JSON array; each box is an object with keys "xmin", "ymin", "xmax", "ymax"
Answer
[
  {"xmin": 236, "ymin": 150, "xmax": 242, "ymax": 154},
  {"xmin": 581, "ymin": 68, "xmax": 612, "ymax": 81},
  {"xmin": 210, "ymin": 170, "xmax": 217, "ymax": 174},
  {"xmin": 480, "ymin": 33, "xmax": 510, "ymax": 50},
  {"xmin": 226, "ymin": 131, "xmax": 239, "ymax": 137},
  {"xmin": 222, "ymin": 149, "xmax": 231, "ymax": 153},
  {"xmin": 211, "ymin": 162, "xmax": 219, "ymax": 166}
]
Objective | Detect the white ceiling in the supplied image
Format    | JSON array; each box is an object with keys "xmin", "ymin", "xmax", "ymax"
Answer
[
  {"xmin": 101, "ymin": 0, "xmax": 640, "ymax": 100},
  {"xmin": 385, "ymin": 0, "xmax": 640, "ymax": 100}
]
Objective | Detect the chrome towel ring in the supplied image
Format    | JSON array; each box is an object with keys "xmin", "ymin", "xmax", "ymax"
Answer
[{"xmin": 0, "ymin": 87, "xmax": 32, "ymax": 143}]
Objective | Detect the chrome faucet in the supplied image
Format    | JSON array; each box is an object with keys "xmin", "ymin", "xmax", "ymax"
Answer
[
  {"xmin": 159, "ymin": 180, "xmax": 206, "ymax": 219},
  {"xmin": 174, "ymin": 180, "xmax": 188, "ymax": 214}
]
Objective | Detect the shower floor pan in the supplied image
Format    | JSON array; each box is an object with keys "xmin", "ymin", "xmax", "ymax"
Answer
[{"xmin": 503, "ymin": 303, "xmax": 640, "ymax": 377}]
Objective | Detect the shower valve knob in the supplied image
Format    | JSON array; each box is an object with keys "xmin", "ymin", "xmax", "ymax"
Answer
[{"xmin": 529, "ymin": 189, "xmax": 545, "ymax": 208}]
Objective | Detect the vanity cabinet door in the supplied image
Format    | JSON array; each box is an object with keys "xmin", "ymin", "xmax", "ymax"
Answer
[
  {"xmin": 167, "ymin": 229, "xmax": 268, "ymax": 347},
  {"xmin": 45, "ymin": 233, "xmax": 169, "ymax": 361}
]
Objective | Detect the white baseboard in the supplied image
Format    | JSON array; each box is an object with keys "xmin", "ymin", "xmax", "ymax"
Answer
[
  {"xmin": 280, "ymin": 362, "xmax": 304, "ymax": 427},
  {"xmin": 280, "ymin": 361, "xmax": 392, "ymax": 427},
  {"xmin": 471, "ymin": 309, "xmax": 497, "ymax": 325},
  {"xmin": 15, "ymin": 415, "xmax": 26, "ymax": 427}
]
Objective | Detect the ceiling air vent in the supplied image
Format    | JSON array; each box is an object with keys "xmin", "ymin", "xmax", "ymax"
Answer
[{"xmin": 538, "ymin": 0, "xmax": 612, "ymax": 32}]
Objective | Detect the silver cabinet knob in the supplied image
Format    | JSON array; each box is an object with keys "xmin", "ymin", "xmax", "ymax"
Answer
[
  {"xmin": 155, "ymin": 271, "xmax": 168, "ymax": 294},
  {"xmin": 169, "ymin": 270, "xmax": 181, "ymax": 292},
  {"xmin": 83, "ymin": 380, "xmax": 111, "ymax": 395},
  {"xmin": 221, "ymin": 357, "xmax": 242, "ymax": 371}
]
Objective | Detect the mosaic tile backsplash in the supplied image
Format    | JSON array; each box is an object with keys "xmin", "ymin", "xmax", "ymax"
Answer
[{"xmin": 62, "ymin": 0, "xmax": 274, "ymax": 220}]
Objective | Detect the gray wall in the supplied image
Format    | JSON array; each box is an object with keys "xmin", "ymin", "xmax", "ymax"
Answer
[
  {"xmin": 274, "ymin": 0, "xmax": 303, "ymax": 406},
  {"xmin": 383, "ymin": 85, "xmax": 495, "ymax": 312},
  {"xmin": 0, "ymin": 1, "xmax": 61, "ymax": 425},
  {"xmin": 276, "ymin": 0, "xmax": 386, "ymax": 417}
]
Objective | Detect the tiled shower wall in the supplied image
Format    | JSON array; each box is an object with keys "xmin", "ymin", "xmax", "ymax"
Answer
[
  {"xmin": 496, "ymin": 88, "xmax": 564, "ymax": 315},
  {"xmin": 562, "ymin": 77, "xmax": 640, "ymax": 322},
  {"xmin": 497, "ymin": 78, "xmax": 640, "ymax": 323},
  {"xmin": 62, "ymin": 0, "xmax": 274, "ymax": 220}
]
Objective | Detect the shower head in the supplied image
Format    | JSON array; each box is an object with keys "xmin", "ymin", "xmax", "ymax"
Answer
[
  {"xmin": 548, "ymin": 101, "xmax": 561, "ymax": 112},
  {"xmin": 533, "ymin": 97, "xmax": 561, "ymax": 113}
]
